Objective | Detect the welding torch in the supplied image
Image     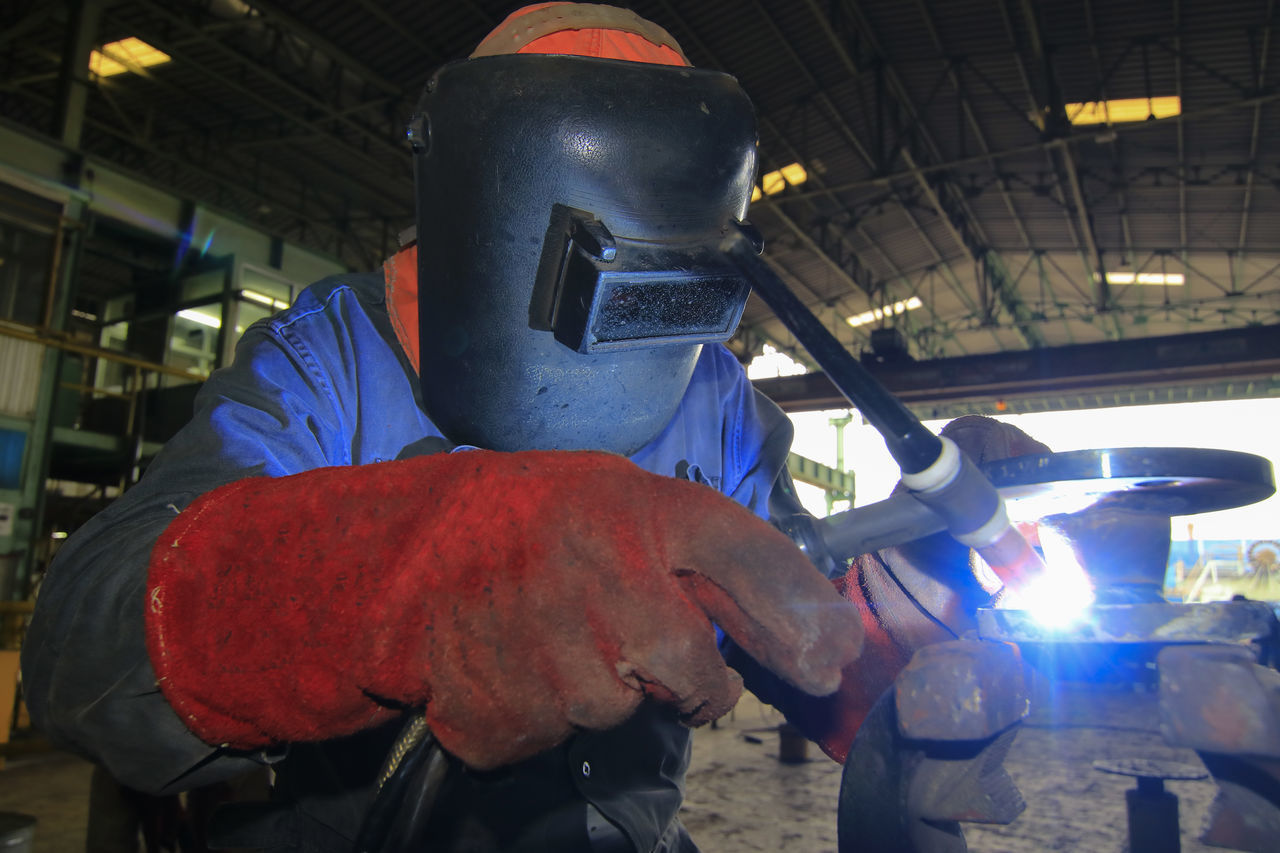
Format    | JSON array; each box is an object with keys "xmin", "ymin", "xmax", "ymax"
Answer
[{"xmin": 729, "ymin": 230, "xmax": 1047, "ymax": 596}]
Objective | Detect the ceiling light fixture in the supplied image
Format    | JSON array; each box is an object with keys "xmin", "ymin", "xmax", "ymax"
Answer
[
  {"xmin": 751, "ymin": 162, "xmax": 809, "ymax": 202},
  {"xmin": 177, "ymin": 308, "xmax": 221, "ymax": 329},
  {"xmin": 1101, "ymin": 271, "xmax": 1185, "ymax": 286},
  {"xmin": 846, "ymin": 295, "xmax": 923, "ymax": 327},
  {"xmin": 89, "ymin": 37, "xmax": 171, "ymax": 78},
  {"xmin": 1065, "ymin": 96, "xmax": 1181, "ymax": 126},
  {"xmin": 240, "ymin": 289, "xmax": 291, "ymax": 311}
]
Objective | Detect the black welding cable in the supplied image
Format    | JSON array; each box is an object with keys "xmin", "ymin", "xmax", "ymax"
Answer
[{"xmin": 352, "ymin": 715, "xmax": 447, "ymax": 852}]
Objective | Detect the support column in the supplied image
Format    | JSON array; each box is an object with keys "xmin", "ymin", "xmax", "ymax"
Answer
[
  {"xmin": 9, "ymin": 0, "xmax": 102, "ymax": 595},
  {"xmin": 51, "ymin": 0, "xmax": 103, "ymax": 149}
]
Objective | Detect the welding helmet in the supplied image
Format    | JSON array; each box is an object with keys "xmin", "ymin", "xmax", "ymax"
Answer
[{"xmin": 407, "ymin": 3, "xmax": 759, "ymax": 454}]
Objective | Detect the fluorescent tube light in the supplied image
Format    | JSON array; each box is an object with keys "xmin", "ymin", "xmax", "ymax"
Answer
[
  {"xmin": 241, "ymin": 289, "xmax": 291, "ymax": 310},
  {"xmin": 1102, "ymin": 272, "xmax": 1185, "ymax": 286},
  {"xmin": 177, "ymin": 309, "xmax": 221, "ymax": 329},
  {"xmin": 846, "ymin": 296, "xmax": 923, "ymax": 327}
]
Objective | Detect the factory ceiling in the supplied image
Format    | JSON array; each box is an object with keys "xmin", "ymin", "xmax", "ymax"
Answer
[{"xmin": 4, "ymin": 0, "xmax": 1280, "ymax": 410}]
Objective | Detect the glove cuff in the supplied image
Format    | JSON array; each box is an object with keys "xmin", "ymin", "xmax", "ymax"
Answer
[
  {"xmin": 145, "ymin": 467, "xmax": 427, "ymax": 749},
  {"xmin": 778, "ymin": 554, "xmax": 954, "ymax": 763}
]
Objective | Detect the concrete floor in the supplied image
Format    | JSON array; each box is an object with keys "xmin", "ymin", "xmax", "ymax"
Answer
[
  {"xmin": 0, "ymin": 751, "xmax": 91, "ymax": 852},
  {"xmin": 0, "ymin": 685, "xmax": 1241, "ymax": 852},
  {"xmin": 686, "ymin": 686, "xmax": 1230, "ymax": 853}
]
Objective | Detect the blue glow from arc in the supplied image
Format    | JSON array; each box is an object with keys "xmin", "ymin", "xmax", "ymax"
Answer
[
  {"xmin": 199, "ymin": 230, "xmax": 216, "ymax": 258},
  {"xmin": 173, "ymin": 228, "xmax": 193, "ymax": 268}
]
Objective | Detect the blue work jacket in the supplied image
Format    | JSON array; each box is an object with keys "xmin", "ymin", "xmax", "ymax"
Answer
[{"xmin": 22, "ymin": 271, "xmax": 801, "ymax": 851}]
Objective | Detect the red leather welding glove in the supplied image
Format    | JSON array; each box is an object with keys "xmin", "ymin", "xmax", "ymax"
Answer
[
  {"xmin": 785, "ymin": 416, "xmax": 1050, "ymax": 762},
  {"xmin": 146, "ymin": 450, "xmax": 862, "ymax": 769}
]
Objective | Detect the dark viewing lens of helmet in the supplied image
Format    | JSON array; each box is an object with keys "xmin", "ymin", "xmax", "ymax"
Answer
[
  {"xmin": 537, "ymin": 205, "xmax": 754, "ymax": 354},
  {"xmin": 593, "ymin": 275, "xmax": 748, "ymax": 344}
]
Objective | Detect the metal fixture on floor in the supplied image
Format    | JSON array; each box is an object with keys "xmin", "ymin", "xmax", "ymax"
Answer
[{"xmin": 1093, "ymin": 758, "xmax": 1207, "ymax": 853}]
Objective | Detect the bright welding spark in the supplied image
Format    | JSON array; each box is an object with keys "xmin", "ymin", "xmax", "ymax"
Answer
[{"xmin": 999, "ymin": 525, "xmax": 1095, "ymax": 628}]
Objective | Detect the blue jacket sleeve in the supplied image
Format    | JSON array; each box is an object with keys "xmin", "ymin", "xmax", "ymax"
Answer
[{"xmin": 20, "ymin": 276, "xmax": 409, "ymax": 794}]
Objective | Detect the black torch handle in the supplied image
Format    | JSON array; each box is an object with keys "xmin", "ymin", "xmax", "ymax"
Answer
[{"xmin": 730, "ymin": 239, "xmax": 941, "ymax": 474}]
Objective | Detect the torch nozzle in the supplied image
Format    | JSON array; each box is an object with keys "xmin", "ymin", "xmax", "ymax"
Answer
[
  {"xmin": 901, "ymin": 436, "xmax": 1048, "ymax": 600},
  {"xmin": 975, "ymin": 527, "xmax": 1049, "ymax": 597}
]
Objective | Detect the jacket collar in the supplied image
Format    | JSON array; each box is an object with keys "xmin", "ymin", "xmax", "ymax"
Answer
[{"xmin": 383, "ymin": 243, "xmax": 419, "ymax": 374}]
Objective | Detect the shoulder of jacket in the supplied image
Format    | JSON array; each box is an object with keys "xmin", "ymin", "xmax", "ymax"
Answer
[
  {"xmin": 261, "ymin": 271, "xmax": 387, "ymax": 333},
  {"xmin": 294, "ymin": 271, "xmax": 386, "ymax": 311},
  {"xmin": 696, "ymin": 343, "xmax": 747, "ymax": 375}
]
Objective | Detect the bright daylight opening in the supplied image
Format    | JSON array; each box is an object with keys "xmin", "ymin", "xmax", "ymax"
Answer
[{"xmin": 745, "ymin": 343, "xmax": 809, "ymax": 380}]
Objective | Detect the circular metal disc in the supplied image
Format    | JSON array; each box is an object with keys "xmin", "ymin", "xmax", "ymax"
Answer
[{"xmin": 981, "ymin": 446, "xmax": 1275, "ymax": 518}]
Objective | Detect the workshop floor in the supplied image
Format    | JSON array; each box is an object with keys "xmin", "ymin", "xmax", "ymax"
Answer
[
  {"xmin": 686, "ymin": 685, "xmax": 1226, "ymax": 853},
  {"xmin": 0, "ymin": 750, "xmax": 91, "ymax": 851},
  {"xmin": 0, "ymin": 684, "xmax": 1232, "ymax": 852}
]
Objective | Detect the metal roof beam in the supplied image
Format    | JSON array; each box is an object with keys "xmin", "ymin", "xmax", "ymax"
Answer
[
  {"xmin": 347, "ymin": 0, "xmax": 453, "ymax": 65},
  {"xmin": 725, "ymin": 2, "xmax": 955, "ymax": 261},
  {"xmin": 131, "ymin": 0, "xmax": 408, "ymax": 168},
  {"xmin": 912, "ymin": 0, "xmax": 1047, "ymax": 346},
  {"xmin": 996, "ymin": 0, "xmax": 1121, "ymax": 345},
  {"xmin": 756, "ymin": 117, "xmax": 890, "ymax": 295},
  {"xmin": 759, "ymin": 0, "xmax": 997, "ymax": 349},
  {"xmin": 745, "ymin": 1, "xmax": 950, "ymax": 262},
  {"xmin": 773, "ymin": 83, "xmax": 1280, "ymax": 200},
  {"xmin": 1054, "ymin": 144, "xmax": 1109, "ymax": 309},
  {"xmin": 652, "ymin": 0, "xmax": 932, "ymax": 348},
  {"xmin": 818, "ymin": 0, "xmax": 1042, "ymax": 347},
  {"xmin": 1174, "ymin": 0, "xmax": 1188, "ymax": 263},
  {"xmin": 744, "ymin": 0, "xmax": 988, "ymax": 347},
  {"xmin": 42, "ymin": 38, "xmax": 411, "ymax": 225},
  {"xmin": 2, "ymin": 96, "xmax": 374, "ymax": 267},
  {"xmin": 770, "ymin": 203, "xmax": 876, "ymax": 301},
  {"xmin": 1237, "ymin": 0, "xmax": 1275, "ymax": 264},
  {"xmin": 1015, "ymin": 0, "xmax": 1111, "ymax": 316},
  {"xmin": 754, "ymin": 324, "xmax": 1280, "ymax": 412},
  {"xmin": 51, "ymin": 0, "xmax": 103, "ymax": 150},
  {"xmin": 241, "ymin": 0, "xmax": 405, "ymax": 97},
  {"xmin": 1082, "ymin": 0, "xmax": 1135, "ymax": 267}
]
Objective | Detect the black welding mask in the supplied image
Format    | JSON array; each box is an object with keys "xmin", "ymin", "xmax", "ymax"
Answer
[{"xmin": 408, "ymin": 53, "xmax": 758, "ymax": 454}]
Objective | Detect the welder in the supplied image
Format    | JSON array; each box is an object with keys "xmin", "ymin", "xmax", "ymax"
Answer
[{"xmin": 21, "ymin": 4, "xmax": 1039, "ymax": 851}]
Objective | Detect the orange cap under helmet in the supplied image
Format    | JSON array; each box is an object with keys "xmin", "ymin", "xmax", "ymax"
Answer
[{"xmin": 471, "ymin": 3, "xmax": 690, "ymax": 66}]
